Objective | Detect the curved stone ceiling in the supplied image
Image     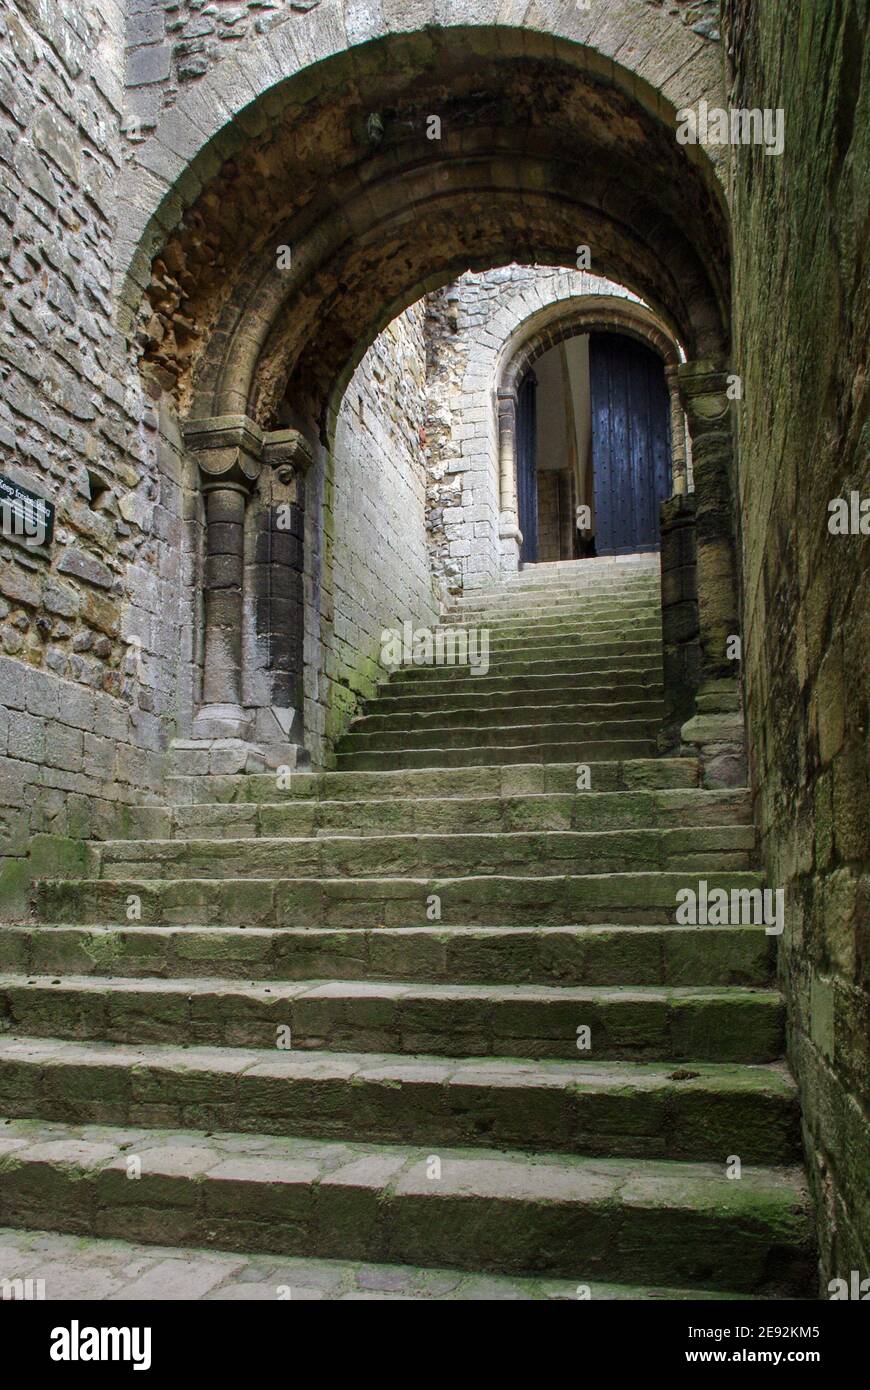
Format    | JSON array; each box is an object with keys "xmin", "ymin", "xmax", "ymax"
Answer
[{"xmin": 131, "ymin": 24, "xmax": 730, "ymax": 436}]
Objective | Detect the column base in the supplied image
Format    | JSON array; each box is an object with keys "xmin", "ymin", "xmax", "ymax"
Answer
[
  {"xmin": 192, "ymin": 703, "xmax": 253, "ymax": 740},
  {"xmin": 680, "ymin": 681, "xmax": 746, "ymax": 788},
  {"xmin": 498, "ymin": 515, "xmax": 522, "ymax": 577},
  {"xmin": 168, "ymin": 737, "xmax": 309, "ymax": 777}
]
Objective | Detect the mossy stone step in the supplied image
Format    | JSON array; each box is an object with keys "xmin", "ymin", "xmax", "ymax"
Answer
[
  {"xmin": 432, "ymin": 620, "xmax": 663, "ymax": 649},
  {"xmin": 116, "ymin": 786, "xmax": 750, "ymax": 842},
  {"xmin": 0, "ymin": 924, "xmax": 775, "ymax": 989},
  {"xmin": 337, "ymin": 717, "xmax": 660, "ymax": 754},
  {"xmin": 165, "ymin": 759, "xmax": 701, "ymax": 806},
  {"xmin": 0, "ymin": 1038, "xmax": 800, "ymax": 1164},
  {"xmin": 389, "ymin": 653, "xmax": 661, "ymax": 684},
  {"xmin": 91, "ymin": 824, "xmax": 755, "ymax": 881},
  {"xmin": 36, "ymin": 868, "xmax": 765, "ymax": 929},
  {"xmin": 378, "ymin": 668, "xmax": 663, "ymax": 699},
  {"xmin": 366, "ymin": 682, "xmax": 664, "ymax": 715},
  {"xmin": 0, "ymin": 1118, "xmax": 813, "ymax": 1293},
  {"xmin": 335, "ymin": 737, "xmax": 658, "ymax": 770},
  {"xmin": 349, "ymin": 699, "xmax": 665, "ymax": 736},
  {"xmin": 0, "ymin": 1225, "xmax": 759, "ymax": 1301},
  {"xmin": 0, "ymin": 974, "xmax": 784, "ymax": 1063}
]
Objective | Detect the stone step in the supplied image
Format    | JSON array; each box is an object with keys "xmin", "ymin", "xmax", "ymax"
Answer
[
  {"xmin": 376, "ymin": 671, "xmax": 664, "ymax": 704},
  {"xmin": 455, "ymin": 571, "xmax": 661, "ymax": 600},
  {"xmin": 366, "ymin": 680, "xmax": 664, "ymax": 715},
  {"xmin": 0, "ymin": 974, "xmax": 784, "ymax": 1062},
  {"xmin": 117, "ymin": 787, "xmax": 751, "ymax": 842},
  {"xmin": 337, "ymin": 716, "xmax": 660, "ymax": 754},
  {"xmin": 36, "ymin": 868, "xmax": 765, "ymax": 928},
  {"xmin": 335, "ymin": 737, "xmax": 658, "ymax": 770},
  {"xmin": 438, "ymin": 603, "xmax": 661, "ymax": 632},
  {"xmin": 0, "ymin": 1118, "xmax": 812, "ymax": 1293},
  {"xmin": 91, "ymin": 825, "xmax": 755, "ymax": 881},
  {"xmin": 0, "ymin": 1225, "xmax": 750, "ymax": 1301},
  {"xmin": 348, "ymin": 699, "xmax": 666, "ymax": 736},
  {"xmin": 0, "ymin": 924, "xmax": 774, "ymax": 988},
  {"xmin": 0, "ymin": 1037, "xmax": 800, "ymax": 1165},
  {"xmin": 451, "ymin": 584, "xmax": 661, "ymax": 613},
  {"xmin": 165, "ymin": 758, "xmax": 701, "ymax": 806},
  {"xmin": 387, "ymin": 653, "xmax": 662, "ymax": 685},
  {"xmin": 388, "ymin": 636, "xmax": 663, "ymax": 671},
  {"xmin": 434, "ymin": 617, "xmax": 662, "ymax": 645}
]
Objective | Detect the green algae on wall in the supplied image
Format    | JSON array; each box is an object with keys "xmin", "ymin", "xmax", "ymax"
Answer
[{"xmin": 725, "ymin": 0, "xmax": 869, "ymax": 1292}]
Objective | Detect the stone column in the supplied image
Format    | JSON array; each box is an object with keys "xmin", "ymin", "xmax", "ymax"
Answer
[
  {"xmin": 677, "ymin": 361, "xmax": 746, "ymax": 787},
  {"xmin": 677, "ymin": 361, "xmax": 740, "ymax": 679},
  {"xmin": 665, "ymin": 364, "xmax": 688, "ymax": 496},
  {"xmin": 250, "ymin": 428, "xmax": 314, "ymax": 752},
  {"xmin": 659, "ymin": 492, "xmax": 700, "ymax": 748},
  {"xmin": 497, "ymin": 388, "xmax": 522, "ymax": 571},
  {"xmin": 184, "ymin": 415, "xmax": 263, "ymax": 740}
]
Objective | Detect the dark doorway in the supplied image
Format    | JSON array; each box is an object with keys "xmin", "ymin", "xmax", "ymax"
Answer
[{"xmin": 589, "ymin": 333, "xmax": 672, "ymax": 555}]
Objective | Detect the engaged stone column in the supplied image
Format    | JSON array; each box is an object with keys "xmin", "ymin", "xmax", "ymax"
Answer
[
  {"xmin": 677, "ymin": 362, "xmax": 746, "ymax": 787},
  {"xmin": 250, "ymin": 428, "xmax": 314, "ymax": 750},
  {"xmin": 665, "ymin": 365, "xmax": 688, "ymax": 496},
  {"xmin": 497, "ymin": 388, "xmax": 521, "ymax": 571},
  {"xmin": 659, "ymin": 492, "xmax": 700, "ymax": 749},
  {"xmin": 677, "ymin": 362, "xmax": 739, "ymax": 679},
  {"xmin": 184, "ymin": 415, "xmax": 263, "ymax": 740}
]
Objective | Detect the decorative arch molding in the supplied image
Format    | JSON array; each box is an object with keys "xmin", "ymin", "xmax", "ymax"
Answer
[
  {"xmin": 120, "ymin": 19, "xmax": 732, "ymax": 447},
  {"xmin": 500, "ymin": 297, "xmax": 682, "ymax": 392},
  {"xmin": 115, "ymin": 1, "xmax": 729, "ymax": 332}
]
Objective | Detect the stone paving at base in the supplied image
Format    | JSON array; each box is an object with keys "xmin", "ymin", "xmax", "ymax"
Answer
[{"xmin": 0, "ymin": 1227, "xmax": 744, "ymax": 1302}]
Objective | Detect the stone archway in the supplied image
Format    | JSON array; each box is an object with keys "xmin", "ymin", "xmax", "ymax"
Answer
[{"xmin": 121, "ymin": 13, "xmax": 736, "ymax": 765}]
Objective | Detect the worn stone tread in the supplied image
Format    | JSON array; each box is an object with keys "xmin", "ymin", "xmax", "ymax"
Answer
[
  {"xmin": 0, "ymin": 1118, "xmax": 813, "ymax": 1292},
  {"xmin": 0, "ymin": 1035, "xmax": 800, "ymax": 1162},
  {"xmin": 34, "ymin": 868, "xmax": 767, "ymax": 928},
  {"xmin": 0, "ymin": 923, "xmax": 775, "ymax": 988},
  {"xmin": 0, "ymin": 973, "xmax": 784, "ymax": 1062},
  {"xmin": 0, "ymin": 1226, "xmax": 762, "ymax": 1301},
  {"xmin": 91, "ymin": 823, "xmax": 756, "ymax": 880}
]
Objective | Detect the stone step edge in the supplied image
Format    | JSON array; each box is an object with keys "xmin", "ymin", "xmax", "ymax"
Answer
[
  {"xmin": 164, "ymin": 757, "xmax": 701, "ymax": 786},
  {"xmin": 0, "ymin": 1115, "xmax": 808, "ymax": 1217},
  {"xmin": 0, "ymin": 971, "xmax": 781, "ymax": 1005},
  {"xmin": 348, "ymin": 703, "xmax": 666, "ymax": 730},
  {"xmin": 0, "ymin": 1034, "xmax": 795, "ymax": 1093},
  {"xmin": 126, "ymin": 787, "xmax": 746, "ymax": 814},
  {"xmin": 0, "ymin": 1115, "xmax": 813, "ymax": 1298},
  {"xmin": 96, "ymin": 820, "xmax": 756, "ymax": 847},
  {"xmin": 0, "ymin": 1225, "xmax": 758, "ymax": 1301}
]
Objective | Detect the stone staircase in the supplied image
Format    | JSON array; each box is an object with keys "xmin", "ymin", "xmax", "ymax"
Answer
[{"xmin": 0, "ymin": 554, "xmax": 814, "ymax": 1299}]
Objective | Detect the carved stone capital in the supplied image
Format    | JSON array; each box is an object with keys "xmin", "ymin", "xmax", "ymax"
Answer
[
  {"xmin": 262, "ymin": 427, "xmax": 315, "ymax": 483},
  {"xmin": 677, "ymin": 360, "xmax": 733, "ymax": 429},
  {"xmin": 184, "ymin": 414, "xmax": 264, "ymax": 491}
]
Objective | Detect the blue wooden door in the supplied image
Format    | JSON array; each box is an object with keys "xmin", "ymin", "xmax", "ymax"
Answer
[
  {"xmin": 516, "ymin": 370, "xmax": 538, "ymax": 563},
  {"xmin": 589, "ymin": 334, "xmax": 672, "ymax": 555}
]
